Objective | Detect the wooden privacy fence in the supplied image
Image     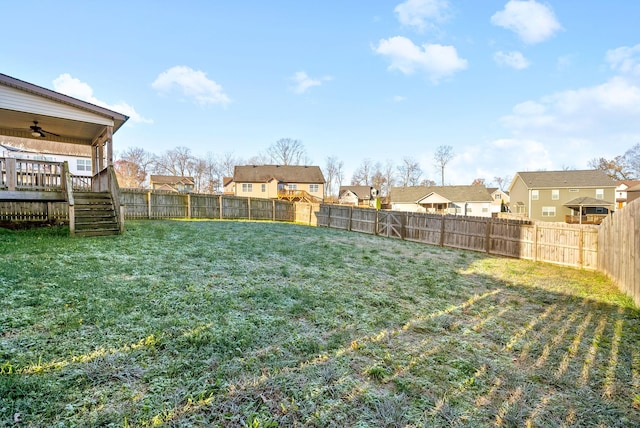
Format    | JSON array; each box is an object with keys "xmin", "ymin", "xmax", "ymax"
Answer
[
  {"xmin": 598, "ymin": 198, "xmax": 640, "ymax": 306},
  {"xmin": 119, "ymin": 189, "xmax": 299, "ymax": 223},
  {"xmin": 316, "ymin": 205, "xmax": 600, "ymax": 270}
]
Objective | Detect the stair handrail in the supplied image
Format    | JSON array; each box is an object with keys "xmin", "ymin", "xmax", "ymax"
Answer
[
  {"xmin": 62, "ymin": 161, "xmax": 75, "ymax": 206},
  {"xmin": 107, "ymin": 165, "xmax": 124, "ymax": 233},
  {"xmin": 62, "ymin": 161, "xmax": 76, "ymax": 235}
]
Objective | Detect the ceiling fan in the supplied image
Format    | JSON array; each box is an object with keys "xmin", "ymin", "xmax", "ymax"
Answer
[{"xmin": 29, "ymin": 121, "xmax": 60, "ymax": 138}]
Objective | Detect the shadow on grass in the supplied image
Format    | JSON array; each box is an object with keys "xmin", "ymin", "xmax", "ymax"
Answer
[{"xmin": 1, "ymin": 221, "xmax": 639, "ymax": 427}]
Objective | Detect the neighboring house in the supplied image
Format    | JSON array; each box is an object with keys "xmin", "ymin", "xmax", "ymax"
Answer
[
  {"xmin": 626, "ymin": 182, "xmax": 640, "ymax": 205},
  {"xmin": 487, "ymin": 187, "xmax": 510, "ymax": 213},
  {"xmin": 338, "ymin": 185, "xmax": 379, "ymax": 207},
  {"xmin": 389, "ymin": 185, "xmax": 494, "ymax": 217},
  {"xmin": 615, "ymin": 180, "xmax": 640, "ymax": 209},
  {"xmin": 150, "ymin": 175, "xmax": 195, "ymax": 193},
  {"xmin": 223, "ymin": 177, "xmax": 235, "ymax": 194},
  {"xmin": 508, "ymin": 170, "xmax": 617, "ymax": 222},
  {"xmin": 1, "ymin": 137, "xmax": 92, "ymax": 176},
  {"xmin": 233, "ymin": 164, "xmax": 325, "ymax": 201}
]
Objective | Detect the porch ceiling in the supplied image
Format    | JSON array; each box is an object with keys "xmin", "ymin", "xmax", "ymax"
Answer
[
  {"xmin": 0, "ymin": 73, "xmax": 128, "ymax": 146},
  {"xmin": 0, "ymin": 108, "xmax": 108, "ymax": 145}
]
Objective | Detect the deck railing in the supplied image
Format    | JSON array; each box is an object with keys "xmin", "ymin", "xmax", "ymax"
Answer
[{"xmin": 0, "ymin": 157, "xmax": 92, "ymax": 192}]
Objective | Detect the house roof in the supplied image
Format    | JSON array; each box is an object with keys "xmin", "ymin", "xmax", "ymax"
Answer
[
  {"xmin": 150, "ymin": 175, "xmax": 195, "ymax": 185},
  {"xmin": 390, "ymin": 185, "xmax": 492, "ymax": 203},
  {"xmin": 563, "ymin": 196, "xmax": 615, "ymax": 207},
  {"xmin": 223, "ymin": 177, "xmax": 234, "ymax": 186},
  {"xmin": 0, "ymin": 73, "xmax": 128, "ymax": 146},
  {"xmin": 233, "ymin": 165, "xmax": 325, "ymax": 183},
  {"xmin": 511, "ymin": 170, "xmax": 616, "ymax": 190},
  {"xmin": 339, "ymin": 185, "xmax": 374, "ymax": 200}
]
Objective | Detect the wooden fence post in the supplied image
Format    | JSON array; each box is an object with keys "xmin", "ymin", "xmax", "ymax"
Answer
[
  {"xmin": 186, "ymin": 194, "xmax": 191, "ymax": 219},
  {"xmin": 219, "ymin": 195, "xmax": 223, "ymax": 219},
  {"xmin": 327, "ymin": 205, "xmax": 332, "ymax": 228},
  {"xmin": 533, "ymin": 223, "xmax": 538, "ymax": 262},
  {"xmin": 247, "ymin": 197, "xmax": 251, "ymax": 220},
  {"xmin": 348, "ymin": 206, "xmax": 353, "ymax": 231},
  {"xmin": 374, "ymin": 209, "xmax": 379, "ymax": 235},
  {"xmin": 272, "ymin": 200, "xmax": 276, "ymax": 221},
  {"xmin": 485, "ymin": 218, "xmax": 492, "ymax": 254},
  {"xmin": 147, "ymin": 190, "xmax": 152, "ymax": 219},
  {"xmin": 69, "ymin": 205, "xmax": 75, "ymax": 236},
  {"xmin": 439, "ymin": 215, "xmax": 445, "ymax": 247},
  {"xmin": 578, "ymin": 227, "xmax": 584, "ymax": 268}
]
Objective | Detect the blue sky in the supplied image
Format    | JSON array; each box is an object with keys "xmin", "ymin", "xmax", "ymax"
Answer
[{"xmin": 3, "ymin": 0, "xmax": 640, "ymax": 185}]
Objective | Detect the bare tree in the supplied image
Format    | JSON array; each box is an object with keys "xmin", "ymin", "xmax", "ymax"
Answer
[
  {"xmin": 351, "ymin": 158, "xmax": 374, "ymax": 185},
  {"xmin": 370, "ymin": 162, "xmax": 386, "ymax": 192},
  {"xmin": 117, "ymin": 147, "xmax": 154, "ymax": 187},
  {"xmin": 219, "ymin": 152, "xmax": 241, "ymax": 177},
  {"xmin": 153, "ymin": 146, "xmax": 195, "ymax": 177},
  {"xmin": 624, "ymin": 143, "xmax": 640, "ymax": 179},
  {"xmin": 471, "ymin": 178, "xmax": 486, "ymax": 186},
  {"xmin": 266, "ymin": 138, "xmax": 308, "ymax": 165},
  {"xmin": 382, "ymin": 160, "xmax": 395, "ymax": 197},
  {"xmin": 434, "ymin": 145, "xmax": 454, "ymax": 186},
  {"xmin": 397, "ymin": 157, "xmax": 422, "ymax": 187},
  {"xmin": 493, "ymin": 175, "xmax": 512, "ymax": 192},
  {"xmin": 587, "ymin": 156, "xmax": 632, "ymax": 180},
  {"xmin": 114, "ymin": 159, "xmax": 146, "ymax": 188},
  {"xmin": 323, "ymin": 156, "xmax": 343, "ymax": 198}
]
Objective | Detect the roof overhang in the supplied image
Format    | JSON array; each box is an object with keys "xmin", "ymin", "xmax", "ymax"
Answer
[
  {"xmin": 0, "ymin": 73, "xmax": 129, "ymax": 146},
  {"xmin": 563, "ymin": 196, "xmax": 615, "ymax": 208}
]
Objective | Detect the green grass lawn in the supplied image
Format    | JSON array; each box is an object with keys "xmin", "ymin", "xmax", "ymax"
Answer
[{"xmin": 1, "ymin": 220, "xmax": 639, "ymax": 427}]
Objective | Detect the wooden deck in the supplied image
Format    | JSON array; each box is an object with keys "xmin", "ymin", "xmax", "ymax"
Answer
[{"xmin": 1, "ymin": 157, "xmax": 123, "ymax": 235}]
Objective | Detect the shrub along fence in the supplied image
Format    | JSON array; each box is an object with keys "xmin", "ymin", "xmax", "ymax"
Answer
[{"xmin": 316, "ymin": 205, "xmax": 600, "ymax": 270}]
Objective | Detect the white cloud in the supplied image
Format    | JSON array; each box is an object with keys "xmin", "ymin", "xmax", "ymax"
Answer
[
  {"xmin": 53, "ymin": 73, "xmax": 152, "ymax": 124},
  {"xmin": 290, "ymin": 71, "xmax": 332, "ymax": 94},
  {"xmin": 394, "ymin": 0, "xmax": 449, "ymax": 31},
  {"xmin": 491, "ymin": 0, "xmax": 562, "ymax": 44},
  {"xmin": 374, "ymin": 36, "xmax": 467, "ymax": 83},
  {"xmin": 393, "ymin": 95, "xmax": 407, "ymax": 102},
  {"xmin": 606, "ymin": 44, "xmax": 640, "ymax": 75},
  {"xmin": 494, "ymin": 50, "xmax": 530, "ymax": 69},
  {"xmin": 152, "ymin": 66, "xmax": 230, "ymax": 106}
]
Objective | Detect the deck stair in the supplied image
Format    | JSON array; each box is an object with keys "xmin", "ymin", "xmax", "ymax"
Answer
[{"xmin": 73, "ymin": 192, "xmax": 120, "ymax": 237}]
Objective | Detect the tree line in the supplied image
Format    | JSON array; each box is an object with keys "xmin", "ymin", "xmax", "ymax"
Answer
[
  {"xmin": 117, "ymin": 137, "xmax": 639, "ymax": 198},
  {"xmin": 114, "ymin": 138, "xmax": 486, "ymax": 197}
]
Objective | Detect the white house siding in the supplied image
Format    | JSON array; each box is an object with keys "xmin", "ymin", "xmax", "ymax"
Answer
[{"xmin": 0, "ymin": 85, "xmax": 113, "ymax": 127}]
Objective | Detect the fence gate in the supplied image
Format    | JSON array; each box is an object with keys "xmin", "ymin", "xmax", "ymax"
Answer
[{"xmin": 377, "ymin": 210, "xmax": 403, "ymax": 239}]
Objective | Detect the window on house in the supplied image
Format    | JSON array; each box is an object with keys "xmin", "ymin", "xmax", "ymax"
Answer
[
  {"xmin": 596, "ymin": 189, "xmax": 604, "ymax": 200},
  {"xmin": 495, "ymin": 193, "xmax": 502, "ymax": 200},
  {"xmin": 289, "ymin": 184, "xmax": 297, "ymax": 190},
  {"xmin": 596, "ymin": 207, "xmax": 605, "ymax": 213},
  {"xmin": 242, "ymin": 183, "xmax": 253, "ymax": 192},
  {"xmin": 482, "ymin": 203, "xmax": 489, "ymax": 213},
  {"xmin": 309, "ymin": 184, "xmax": 319, "ymax": 193},
  {"xmin": 531, "ymin": 190, "xmax": 539, "ymax": 200},
  {"xmin": 542, "ymin": 206, "xmax": 556, "ymax": 217},
  {"xmin": 552, "ymin": 189, "xmax": 559, "ymax": 200},
  {"xmin": 261, "ymin": 184, "xmax": 266, "ymax": 192},
  {"xmin": 77, "ymin": 159, "xmax": 91, "ymax": 172},
  {"xmin": 466, "ymin": 206, "xmax": 473, "ymax": 213}
]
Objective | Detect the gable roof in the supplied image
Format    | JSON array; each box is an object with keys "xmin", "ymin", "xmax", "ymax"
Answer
[
  {"xmin": 339, "ymin": 185, "xmax": 374, "ymax": 200},
  {"xmin": 564, "ymin": 196, "xmax": 614, "ymax": 207},
  {"xmin": 391, "ymin": 185, "xmax": 492, "ymax": 203},
  {"xmin": 150, "ymin": 175, "xmax": 195, "ymax": 185},
  {"xmin": 512, "ymin": 170, "xmax": 616, "ymax": 190},
  {"xmin": 233, "ymin": 165, "xmax": 325, "ymax": 183}
]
